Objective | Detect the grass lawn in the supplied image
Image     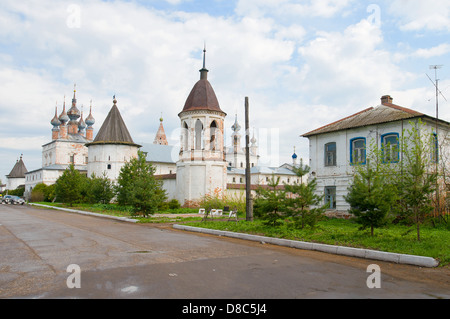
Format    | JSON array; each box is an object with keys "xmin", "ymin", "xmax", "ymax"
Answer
[{"xmin": 184, "ymin": 218, "xmax": 450, "ymax": 266}]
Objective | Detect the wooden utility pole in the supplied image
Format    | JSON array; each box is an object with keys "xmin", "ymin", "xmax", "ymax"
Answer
[{"xmin": 245, "ymin": 97, "xmax": 253, "ymax": 221}]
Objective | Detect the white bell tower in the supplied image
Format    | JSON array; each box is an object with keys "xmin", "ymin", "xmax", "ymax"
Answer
[{"xmin": 176, "ymin": 47, "xmax": 227, "ymax": 205}]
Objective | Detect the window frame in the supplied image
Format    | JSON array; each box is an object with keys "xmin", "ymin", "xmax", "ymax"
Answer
[
  {"xmin": 324, "ymin": 186, "xmax": 336, "ymax": 210},
  {"xmin": 381, "ymin": 132, "xmax": 400, "ymax": 163},
  {"xmin": 324, "ymin": 142, "xmax": 337, "ymax": 167},
  {"xmin": 350, "ymin": 137, "xmax": 366, "ymax": 165}
]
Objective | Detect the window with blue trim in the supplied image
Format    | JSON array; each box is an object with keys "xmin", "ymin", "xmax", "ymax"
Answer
[
  {"xmin": 350, "ymin": 137, "xmax": 366, "ymax": 164},
  {"xmin": 381, "ymin": 133, "xmax": 399, "ymax": 163}
]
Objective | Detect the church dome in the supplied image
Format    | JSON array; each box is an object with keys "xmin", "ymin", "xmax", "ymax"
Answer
[
  {"xmin": 181, "ymin": 78, "xmax": 224, "ymax": 114},
  {"xmin": 67, "ymin": 89, "xmax": 80, "ymax": 121},
  {"xmin": 58, "ymin": 101, "xmax": 69, "ymax": 124},
  {"xmin": 51, "ymin": 106, "xmax": 61, "ymax": 127},
  {"xmin": 85, "ymin": 102, "xmax": 95, "ymax": 127},
  {"xmin": 78, "ymin": 112, "xmax": 86, "ymax": 130},
  {"xmin": 179, "ymin": 47, "xmax": 225, "ymax": 116}
]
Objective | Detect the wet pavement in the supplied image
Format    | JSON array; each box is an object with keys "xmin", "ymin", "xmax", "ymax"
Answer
[{"xmin": 1, "ymin": 204, "xmax": 449, "ymax": 299}]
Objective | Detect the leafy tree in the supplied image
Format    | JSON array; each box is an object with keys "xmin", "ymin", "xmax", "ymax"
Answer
[
  {"xmin": 345, "ymin": 143, "xmax": 397, "ymax": 236},
  {"xmin": 284, "ymin": 160, "xmax": 326, "ymax": 229},
  {"xmin": 31, "ymin": 183, "xmax": 48, "ymax": 202},
  {"xmin": 89, "ymin": 173, "xmax": 115, "ymax": 204},
  {"xmin": 398, "ymin": 123, "xmax": 437, "ymax": 241},
  {"xmin": 116, "ymin": 151, "xmax": 167, "ymax": 217},
  {"xmin": 254, "ymin": 175, "xmax": 286, "ymax": 226},
  {"xmin": 55, "ymin": 165, "xmax": 86, "ymax": 206}
]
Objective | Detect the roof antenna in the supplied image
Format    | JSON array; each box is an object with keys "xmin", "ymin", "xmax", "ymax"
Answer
[{"xmin": 426, "ymin": 65, "xmax": 447, "ymax": 129}]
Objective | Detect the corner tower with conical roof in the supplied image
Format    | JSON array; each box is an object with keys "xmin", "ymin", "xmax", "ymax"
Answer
[
  {"xmin": 6, "ymin": 154, "xmax": 28, "ymax": 190},
  {"xmin": 176, "ymin": 47, "xmax": 227, "ymax": 205},
  {"xmin": 86, "ymin": 96, "xmax": 141, "ymax": 182}
]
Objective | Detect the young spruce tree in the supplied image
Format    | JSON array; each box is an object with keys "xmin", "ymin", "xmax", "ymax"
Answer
[
  {"xmin": 254, "ymin": 175, "xmax": 286, "ymax": 226},
  {"xmin": 116, "ymin": 151, "xmax": 167, "ymax": 217},
  {"xmin": 345, "ymin": 142, "xmax": 397, "ymax": 236},
  {"xmin": 284, "ymin": 159, "xmax": 326, "ymax": 229}
]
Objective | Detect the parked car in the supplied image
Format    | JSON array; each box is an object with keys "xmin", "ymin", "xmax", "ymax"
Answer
[{"xmin": 2, "ymin": 195, "xmax": 25, "ymax": 205}]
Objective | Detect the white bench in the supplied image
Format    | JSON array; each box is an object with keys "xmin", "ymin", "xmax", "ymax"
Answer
[{"xmin": 211, "ymin": 209, "xmax": 223, "ymax": 216}]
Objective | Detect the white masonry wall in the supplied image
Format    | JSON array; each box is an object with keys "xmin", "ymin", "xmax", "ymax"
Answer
[{"xmin": 87, "ymin": 144, "xmax": 139, "ymax": 182}]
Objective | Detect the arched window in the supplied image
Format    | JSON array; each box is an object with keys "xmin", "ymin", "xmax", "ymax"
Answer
[
  {"xmin": 210, "ymin": 120, "xmax": 217, "ymax": 151},
  {"xmin": 182, "ymin": 122, "xmax": 189, "ymax": 151},
  {"xmin": 195, "ymin": 119, "xmax": 203, "ymax": 150}
]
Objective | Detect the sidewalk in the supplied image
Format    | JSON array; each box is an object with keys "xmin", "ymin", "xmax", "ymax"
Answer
[{"xmin": 173, "ymin": 224, "xmax": 440, "ymax": 268}]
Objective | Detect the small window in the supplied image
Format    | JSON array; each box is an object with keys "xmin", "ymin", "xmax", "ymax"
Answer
[
  {"xmin": 232, "ymin": 177, "xmax": 236, "ymax": 183},
  {"xmin": 431, "ymin": 133, "xmax": 438, "ymax": 163},
  {"xmin": 240, "ymin": 177, "xmax": 243, "ymax": 183},
  {"xmin": 70, "ymin": 155, "xmax": 74, "ymax": 164},
  {"xmin": 350, "ymin": 138, "xmax": 366, "ymax": 164},
  {"xmin": 324, "ymin": 142, "xmax": 336, "ymax": 167},
  {"xmin": 107, "ymin": 164, "xmax": 111, "ymax": 170},
  {"xmin": 381, "ymin": 133, "xmax": 399, "ymax": 163}
]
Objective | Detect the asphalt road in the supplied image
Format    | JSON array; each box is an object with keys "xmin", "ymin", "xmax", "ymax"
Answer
[{"xmin": 1, "ymin": 204, "xmax": 449, "ymax": 300}]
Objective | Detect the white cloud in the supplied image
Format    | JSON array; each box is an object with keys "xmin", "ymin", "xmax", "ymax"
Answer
[
  {"xmin": 413, "ymin": 43, "xmax": 450, "ymax": 58},
  {"xmin": 296, "ymin": 19, "xmax": 407, "ymax": 107},
  {"xmin": 389, "ymin": 0, "xmax": 450, "ymax": 31},
  {"xmin": 0, "ymin": 0, "xmax": 449, "ymax": 179},
  {"xmin": 235, "ymin": 0, "xmax": 355, "ymax": 18}
]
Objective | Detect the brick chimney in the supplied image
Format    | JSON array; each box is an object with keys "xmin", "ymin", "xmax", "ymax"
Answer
[{"xmin": 381, "ymin": 95, "xmax": 393, "ymax": 105}]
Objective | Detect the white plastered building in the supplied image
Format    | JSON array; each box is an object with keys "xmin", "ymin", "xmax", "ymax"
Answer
[{"xmin": 302, "ymin": 95, "xmax": 450, "ymax": 216}]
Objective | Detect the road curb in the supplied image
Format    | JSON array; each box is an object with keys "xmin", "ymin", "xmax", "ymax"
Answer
[
  {"xmin": 173, "ymin": 224, "xmax": 440, "ymax": 268},
  {"xmin": 28, "ymin": 203, "xmax": 138, "ymax": 223}
]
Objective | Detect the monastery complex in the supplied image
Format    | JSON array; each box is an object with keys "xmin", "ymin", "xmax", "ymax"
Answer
[{"xmin": 8, "ymin": 51, "xmax": 299, "ymax": 205}]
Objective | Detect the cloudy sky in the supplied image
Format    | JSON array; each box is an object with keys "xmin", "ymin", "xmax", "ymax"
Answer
[{"xmin": 1, "ymin": 0, "xmax": 450, "ymax": 182}]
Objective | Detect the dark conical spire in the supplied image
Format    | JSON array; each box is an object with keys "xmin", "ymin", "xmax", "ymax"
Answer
[
  {"xmin": 87, "ymin": 96, "xmax": 140, "ymax": 147},
  {"xmin": 180, "ymin": 45, "xmax": 226, "ymax": 116},
  {"xmin": 7, "ymin": 154, "xmax": 27, "ymax": 178}
]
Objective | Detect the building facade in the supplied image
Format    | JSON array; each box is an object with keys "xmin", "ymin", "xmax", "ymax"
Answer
[
  {"xmin": 24, "ymin": 87, "xmax": 95, "ymax": 199},
  {"xmin": 302, "ymin": 95, "xmax": 450, "ymax": 215}
]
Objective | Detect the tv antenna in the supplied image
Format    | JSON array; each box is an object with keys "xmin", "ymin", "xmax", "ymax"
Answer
[
  {"xmin": 426, "ymin": 65, "xmax": 447, "ymax": 132},
  {"xmin": 427, "ymin": 65, "xmax": 446, "ymax": 218}
]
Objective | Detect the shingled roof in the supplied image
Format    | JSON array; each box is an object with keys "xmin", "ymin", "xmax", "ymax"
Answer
[
  {"xmin": 7, "ymin": 156, "xmax": 27, "ymax": 178},
  {"xmin": 87, "ymin": 98, "xmax": 140, "ymax": 147},
  {"xmin": 302, "ymin": 95, "xmax": 446, "ymax": 137}
]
